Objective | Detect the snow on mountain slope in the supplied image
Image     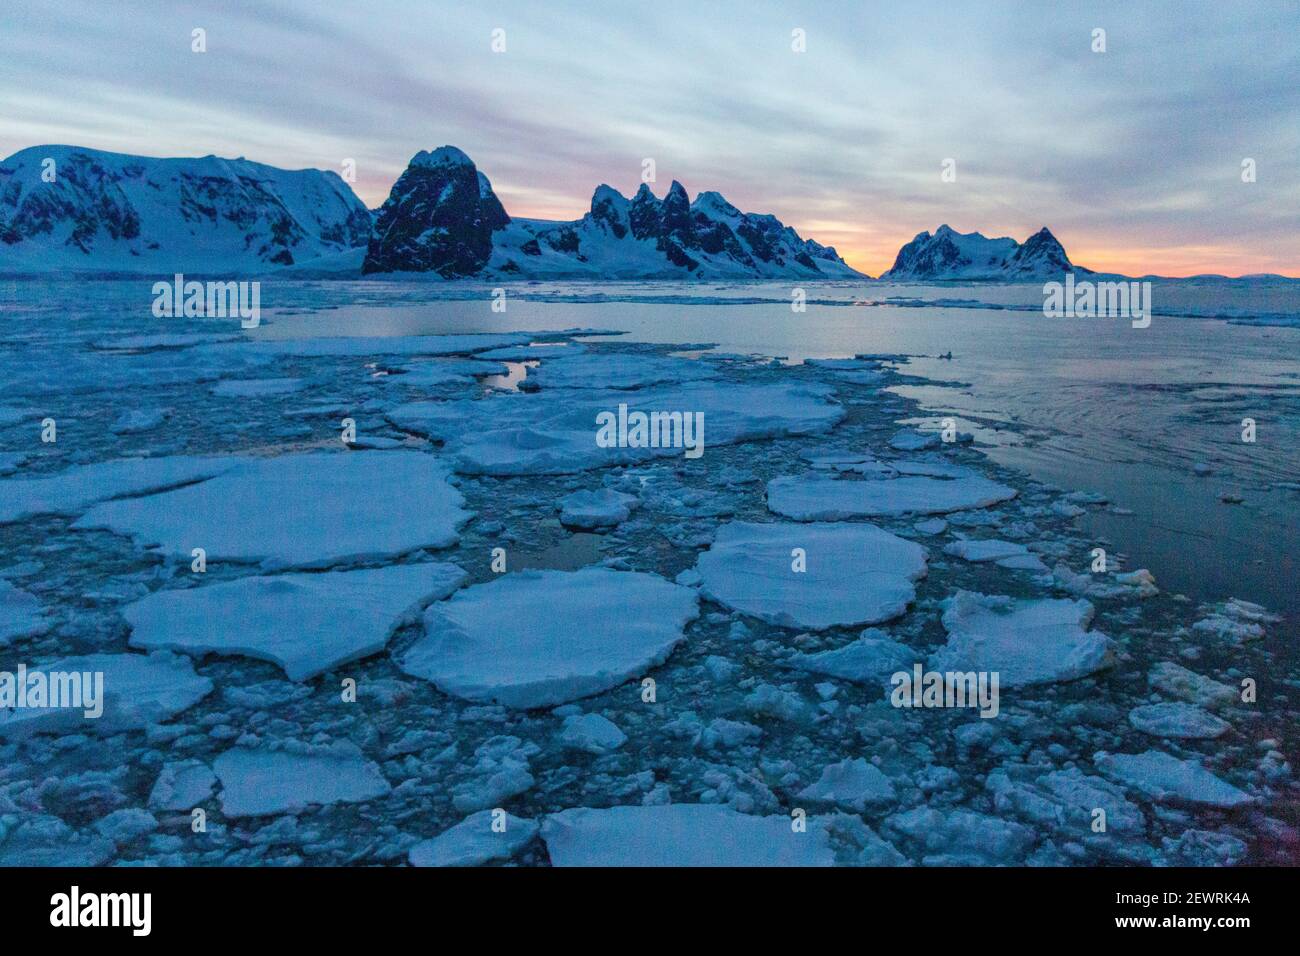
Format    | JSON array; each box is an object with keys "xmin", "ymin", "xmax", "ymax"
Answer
[
  {"xmin": 362, "ymin": 146, "xmax": 510, "ymax": 277},
  {"xmin": 0, "ymin": 145, "xmax": 371, "ymax": 273},
  {"xmin": 882, "ymin": 224, "xmax": 1075, "ymax": 280},
  {"xmin": 364, "ymin": 146, "xmax": 863, "ymax": 279}
]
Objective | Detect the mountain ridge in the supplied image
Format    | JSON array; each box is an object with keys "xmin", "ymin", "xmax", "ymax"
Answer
[
  {"xmin": 362, "ymin": 146, "xmax": 864, "ymax": 280},
  {"xmin": 0, "ymin": 145, "xmax": 370, "ymax": 272}
]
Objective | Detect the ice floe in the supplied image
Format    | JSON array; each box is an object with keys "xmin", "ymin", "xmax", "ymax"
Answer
[
  {"xmin": 210, "ymin": 377, "xmax": 303, "ymax": 398},
  {"xmin": 1191, "ymin": 597, "xmax": 1281, "ymax": 643},
  {"xmin": 695, "ymin": 521, "xmax": 927, "ymax": 629},
  {"xmin": 0, "ymin": 455, "xmax": 238, "ymax": 524},
  {"xmin": 0, "ymin": 815, "xmax": 114, "ymax": 866},
  {"xmin": 767, "ymin": 471, "xmax": 1017, "ymax": 519},
  {"xmin": 944, "ymin": 538, "xmax": 1047, "ymax": 571},
  {"xmin": 124, "ymin": 562, "xmax": 467, "ymax": 680},
  {"xmin": 214, "ymin": 741, "xmax": 391, "ymax": 817},
  {"xmin": 787, "ymin": 628, "xmax": 918, "ymax": 684},
  {"xmin": 930, "ymin": 591, "xmax": 1112, "ymax": 687},
  {"xmin": 527, "ymin": 353, "xmax": 714, "ymax": 390},
  {"xmin": 388, "ymin": 380, "xmax": 843, "ymax": 475},
  {"xmin": 557, "ymin": 713, "xmax": 627, "ymax": 753},
  {"xmin": 74, "ymin": 452, "xmax": 469, "ymax": 569},
  {"xmin": 0, "ymin": 579, "xmax": 47, "ymax": 644},
  {"xmin": 399, "ymin": 568, "xmax": 699, "ymax": 708},
  {"xmin": 1148, "ymin": 661, "xmax": 1238, "ymax": 710},
  {"xmin": 797, "ymin": 758, "xmax": 897, "ymax": 810},
  {"xmin": 1094, "ymin": 750, "xmax": 1252, "ymax": 809},
  {"xmin": 541, "ymin": 804, "xmax": 836, "ymax": 866},
  {"xmin": 558, "ymin": 488, "xmax": 639, "ymax": 529},
  {"xmin": 148, "ymin": 761, "xmax": 217, "ymax": 811},
  {"xmin": 0, "ymin": 651, "xmax": 212, "ymax": 739},
  {"xmin": 1128, "ymin": 702, "xmax": 1230, "ymax": 740},
  {"xmin": 884, "ymin": 806, "xmax": 1036, "ymax": 866},
  {"xmin": 408, "ymin": 810, "xmax": 538, "ymax": 867}
]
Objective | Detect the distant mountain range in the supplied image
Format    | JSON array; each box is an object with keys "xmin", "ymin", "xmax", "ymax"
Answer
[
  {"xmin": 8, "ymin": 142, "xmax": 1280, "ymax": 281},
  {"xmin": 0, "ymin": 145, "xmax": 370, "ymax": 272},
  {"xmin": 359, "ymin": 145, "xmax": 861, "ymax": 279},
  {"xmin": 881, "ymin": 224, "xmax": 1078, "ymax": 280}
]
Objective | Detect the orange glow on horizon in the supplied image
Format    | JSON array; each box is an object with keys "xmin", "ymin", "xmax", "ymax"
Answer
[{"xmin": 491, "ymin": 192, "xmax": 1297, "ymax": 280}]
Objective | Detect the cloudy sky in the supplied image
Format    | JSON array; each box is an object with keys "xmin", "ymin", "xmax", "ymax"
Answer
[{"xmin": 2, "ymin": 0, "xmax": 1296, "ymax": 276}]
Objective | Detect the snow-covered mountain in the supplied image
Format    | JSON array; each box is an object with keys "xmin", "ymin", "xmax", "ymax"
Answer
[
  {"xmin": 882, "ymin": 224, "xmax": 1075, "ymax": 280},
  {"xmin": 0, "ymin": 145, "xmax": 371, "ymax": 272},
  {"xmin": 363, "ymin": 146, "xmax": 862, "ymax": 279}
]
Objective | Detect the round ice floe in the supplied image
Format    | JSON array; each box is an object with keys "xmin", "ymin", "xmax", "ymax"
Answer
[
  {"xmin": 73, "ymin": 451, "xmax": 470, "ymax": 569},
  {"xmin": 124, "ymin": 562, "xmax": 467, "ymax": 681},
  {"xmin": 558, "ymin": 488, "xmax": 639, "ymax": 529},
  {"xmin": 930, "ymin": 591, "xmax": 1112, "ymax": 687},
  {"xmin": 767, "ymin": 472, "xmax": 1017, "ymax": 519},
  {"xmin": 541, "ymin": 804, "xmax": 836, "ymax": 866},
  {"xmin": 398, "ymin": 568, "xmax": 699, "ymax": 708},
  {"xmin": 695, "ymin": 521, "xmax": 927, "ymax": 630}
]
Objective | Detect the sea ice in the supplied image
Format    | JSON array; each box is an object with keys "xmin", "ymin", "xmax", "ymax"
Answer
[
  {"xmin": 541, "ymin": 804, "xmax": 836, "ymax": 866},
  {"xmin": 1191, "ymin": 598, "xmax": 1281, "ymax": 643},
  {"xmin": 1094, "ymin": 750, "xmax": 1252, "ymax": 809},
  {"xmin": 944, "ymin": 539, "xmax": 1031, "ymax": 563},
  {"xmin": 557, "ymin": 713, "xmax": 627, "ymax": 753},
  {"xmin": 1148, "ymin": 661, "xmax": 1238, "ymax": 710},
  {"xmin": 74, "ymin": 451, "xmax": 469, "ymax": 569},
  {"xmin": 388, "ymin": 380, "xmax": 843, "ymax": 475},
  {"xmin": 124, "ymin": 562, "xmax": 467, "ymax": 680},
  {"xmin": 767, "ymin": 472, "xmax": 1016, "ymax": 519},
  {"xmin": 0, "ymin": 579, "xmax": 47, "ymax": 644},
  {"xmin": 797, "ymin": 758, "xmax": 897, "ymax": 810},
  {"xmin": 408, "ymin": 810, "xmax": 538, "ymax": 867},
  {"xmin": 148, "ymin": 760, "xmax": 217, "ymax": 811},
  {"xmin": 214, "ymin": 741, "xmax": 391, "ymax": 817},
  {"xmin": 527, "ymin": 352, "xmax": 714, "ymax": 390},
  {"xmin": 384, "ymin": 358, "xmax": 507, "ymax": 388},
  {"xmin": 558, "ymin": 488, "xmax": 639, "ymax": 529},
  {"xmin": 1128, "ymin": 702, "xmax": 1230, "ymax": 740},
  {"xmin": 210, "ymin": 377, "xmax": 303, "ymax": 398},
  {"xmin": 695, "ymin": 521, "xmax": 927, "ymax": 630},
  {"xmin": 884, "ymin": 806, "xmax": 1035, "ymax": 866},
  {"xmin": 889, "ymin": 429, "xmax": 940, "ymax": 451},
  {"xmin": 399, "ymin": 568, "xmax": 699, "ymax": 708},
  {"xmin": 0, "ymin": 651, "xmax": 212, "ymax": 739},
  {"xmin": 0, "ymin": 455, "xmax": 238, "ymax": 524},
  {"xmin": 0, "ymin": 815, "xmax": 113, "ymax": 866},
  {"xmin": 787, "ymin": 628, "xmax": 918, "ymax": 683},
  {"xmin": 930, "ymin": 591, "xmax": 1112, "ymax": 687}
]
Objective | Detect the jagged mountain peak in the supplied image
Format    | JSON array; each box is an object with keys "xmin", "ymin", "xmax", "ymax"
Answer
[
  {"xmin": 692, "ymin": 190, "xmax": 741, "ymax": 220},
  {"xmin": 883, "ymin": 223, "xmax": 1072, "ymax": 280},
  {"xmin": 410, "ymin": 145, "xmax": 475, "ymax": 170},
  {"xmin": 362, "ymin": 144, "xmax": 509, "ymax": 277}
]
